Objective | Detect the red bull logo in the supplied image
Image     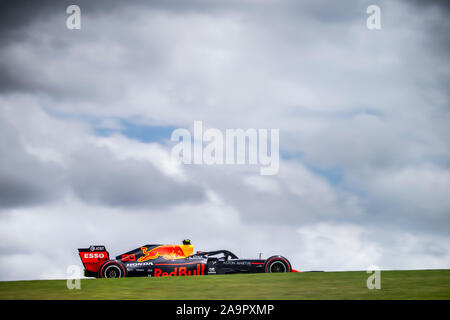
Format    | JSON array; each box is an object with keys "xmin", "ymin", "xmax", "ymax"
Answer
[
  {"xmin": 154, "ymin": 264, "xmax": 205, "ymax": 277},
  {"xmin": 137, "ymin": 245, "xmax": 189, "ymax": 262}
]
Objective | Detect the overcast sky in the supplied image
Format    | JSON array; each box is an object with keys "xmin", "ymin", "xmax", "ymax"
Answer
[{"xmin": 0, "ymin": 0, "xmax": 449, "ymax": 280}]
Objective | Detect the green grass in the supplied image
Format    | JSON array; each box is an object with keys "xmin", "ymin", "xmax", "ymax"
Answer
[{"xmin": 0, "ymin": 270, "xmax": 449, "ymax": 300}]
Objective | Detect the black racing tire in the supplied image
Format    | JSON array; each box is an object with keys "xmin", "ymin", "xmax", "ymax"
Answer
[
  {"xmin": 98, "ymin": 260, "xmax": 127, "ymax": 278},
  {"xmin": 264, "ymin": 256, "xmax": 292, "ymax": 273}
]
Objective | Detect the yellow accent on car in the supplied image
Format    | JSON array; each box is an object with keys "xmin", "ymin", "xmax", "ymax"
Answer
[{"xmin": 180, "ymin": 244, "xmax": 193, "ymax": 257}]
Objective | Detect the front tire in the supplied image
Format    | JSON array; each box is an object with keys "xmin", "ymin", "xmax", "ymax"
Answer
[
  {"xmin": 99, "ymin": 261, "xmax": 126, "ymax": 278},
  {"xmin": 264, "ymin": 256, "xmax": 292, "ymax": 273}
]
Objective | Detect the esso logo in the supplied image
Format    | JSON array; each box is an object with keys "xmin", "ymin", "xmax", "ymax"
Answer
[{"xmin": 84, "ymin": 253, "xmax": 105, "ymax": 259}]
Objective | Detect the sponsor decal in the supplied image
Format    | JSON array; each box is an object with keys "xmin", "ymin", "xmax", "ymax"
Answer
[
  {"xmin": 121, "ymin": 254, "xmax": 135, "ymax": 261},
  {"xmin": 126, "ymin": 262, "xmax": 154, "ymax": 267},
  {"xmin": 83, "ymin": 252, "xmax": 105, "ymax": 259},
  {"xmin": 89, "ymin": 246, "xmax": 106, "ymax": 252},
  {"xmin": 224, "ymin": 261, "xmax": 251, "ymax": 265},
  {"xmin": 137, "ymin": 245, "xmax": 187, "ymax": 262},
  {"xmin": 154, "ymin": 264, "xmax": 206, "ymax": 277}
]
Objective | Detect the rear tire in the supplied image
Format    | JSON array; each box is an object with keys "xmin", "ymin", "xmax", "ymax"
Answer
[
  {"xmin": 264, "ymin": 256, "xmax": 292, "ymax": 273},
  {"xmin": 99, "ymin": 261, "xmax": 126, "ymax": 278}
]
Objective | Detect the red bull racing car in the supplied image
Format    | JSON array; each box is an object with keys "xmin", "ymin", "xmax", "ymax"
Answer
[{"xmin": 78, "ymin": 240, "xmax": 297, "ymax": 278}]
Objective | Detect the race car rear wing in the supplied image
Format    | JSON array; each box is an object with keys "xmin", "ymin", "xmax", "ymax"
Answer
[{"xmin": 78, "ymin": 245, "xmax": 109, "ymax": 277}]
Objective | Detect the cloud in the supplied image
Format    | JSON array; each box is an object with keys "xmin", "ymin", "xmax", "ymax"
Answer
[
  {"xmin": 0, "ymin": 100, "xmax": 205, "ymax": 210},
  {"xmin": 367, "ymin": 164, "xmax": 450, "ymax": 232},
  {"xmin": 184, "ymin": 160, "xmax": 364, "ymax": 227},
  {"xmin": 296, "ymin": 222, "xmax": 450, "ymax": 271},
  {"xmin": 0, "ymin": 114, "xmax": 65, "ymax": 208},
  {"xmin": 69, "ymin": 143, "xmax": 205, "ymax": 208},
  {"xmin": 0, "ymin": 0, "xmax": 449, "ymax": 280}
]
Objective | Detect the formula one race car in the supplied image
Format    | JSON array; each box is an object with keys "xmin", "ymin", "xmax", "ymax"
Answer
[{"xmin": 78, "ymin": 240, "xmax": 297, "ymax": 278}]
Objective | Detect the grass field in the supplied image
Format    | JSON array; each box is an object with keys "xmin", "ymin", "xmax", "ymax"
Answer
[{"xmin": 0, "ymin": 270, "xmax": 449, "ymax": 300}]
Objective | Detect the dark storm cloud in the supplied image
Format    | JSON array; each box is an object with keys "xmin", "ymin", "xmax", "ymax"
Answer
[
  {"xmin": 0, "ymin": 0, "xmax": 56, "ymax": 44},
  {"xmin": 0, "ymin": 0, "xmax": 377, "ymax": 41},
  {"xmin": 68, "ymin": 144, "xmax": 205, "ymax": 207},
  {"xmin": 0, "ymin": 0, "xmax": 226, "ymax": 43},
  {"xmin": 407, "ymin": 0, "xmax": 450, "ymax": 11},
  {"xmin": 403, "ymin": 0, "xmax": 450, "ymax": 53},
  {"xmin": 0, "ymin": 119, "xmax": 65, "ymax": 208},
  {"xmin": 0, "ymin": 0, "xmax": 197, "ymax": 94},
  {"xmin": 401, "ymin": 0, "xmax": 450, "ymax": 109},
  {"xmin": 0, "ymin": 0, "xmax": 376, "ymax": 95},
  {"xmin": 0, "ymin": 0, "xmax": 381, "ymax": 43}
]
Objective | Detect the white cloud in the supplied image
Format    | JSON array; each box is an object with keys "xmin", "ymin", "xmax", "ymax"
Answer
[
  {"xmin": 296, "ymin": 222, "xmax": 450, "ymax": 271},
  {"xmin": 243, "ymin": 175, "xmax": 281, "ymax": 194},
  {"xmin": 369, "ymin": 164, "xmax": 450, "ymax": 223},
  {"xmin": 94, "ymin": 135, "xmax": 184, "ymax": 179}
]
